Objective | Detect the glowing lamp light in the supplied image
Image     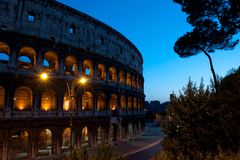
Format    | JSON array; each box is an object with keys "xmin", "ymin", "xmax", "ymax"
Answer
[
  {"xmin": 40, "ymin": 73, "xmax": 48, "ymax": 80},
  {"xmin": 79, "ymin": 77, "xmax": 87, "ymax": 84}
]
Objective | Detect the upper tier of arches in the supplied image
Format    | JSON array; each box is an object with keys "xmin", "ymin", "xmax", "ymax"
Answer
[
  {"xmin": 0, "ymin": 42, "xmax": 144, "ymax": 91},
  {"xmin": 0, "ymin": 0, "xmax": 143, "ymax": 73}
]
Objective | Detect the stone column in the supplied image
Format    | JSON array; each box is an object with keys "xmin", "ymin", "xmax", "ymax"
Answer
[
  {"xmin": 33, "ymin": 89, "xmax": 41, "ymax": 117},
  {"xmin": 58, "ymin": 94, "xmax": 64, "ymax": 117},
  {"xmin": 105, "ymin": 65, "xmax": 110, "ymax": 82},
  {"xmin": 28, "ymin": 130, "xmax": 38, "ymax": 158},
  {"xmin": 52, "ymin": 131, "xmax": 61, "ymax": 154},
  {"xmin": 9, "ymin": 47, "xmax": 17, "ymax": 68},
  {"xmin": 5, "ymin": 83, "xmax": 14, "ymax": 118},
  {"xmin": 93, "ymin": 93, "xmax": 97, "ymax": 115},
  {"xmin": 105, "ymin": 93, "xmax": 110, "ymax": 115},
  {"xmin": 0, "ymin": 130, "xmax": 9, "ymax": 160},
  {"xmin": 78, "ymin": 57, "xmax": 83, "ymax": 76},
  {"xmin": 1, "ymin": 140, "xmax": 8, "ymax": 160},
  {"xmin": 92, "ymin": 61, "xmax": 98, "ymax": 80},
  {"xmin": 88, "ymin": 129, "xmax": 93, "ymax": 147},
  {"xmin": 58, "ymin": 53, "xmax": 65, "ymax": 76},
  {"xmin": 125, "ymin": 96, "xmax": 129, "ymax": 115}
]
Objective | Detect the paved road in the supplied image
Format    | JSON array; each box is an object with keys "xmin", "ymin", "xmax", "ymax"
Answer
[{"xmin": 127, "ymin": 143, "xmax": 161, "ymax": 160}]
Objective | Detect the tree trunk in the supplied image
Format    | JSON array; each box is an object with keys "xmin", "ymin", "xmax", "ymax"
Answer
[{"xmin": 203, "ymin": 51, "xmax": 219, "ymax": 93}]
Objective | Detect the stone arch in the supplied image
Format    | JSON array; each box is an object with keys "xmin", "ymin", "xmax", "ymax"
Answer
[
  {"xmin": 0, "ymin": 85, "xmax": 5, "ymax": 110},
  {"xmin": 64, "ymin": 55, "xmax": 77, "ymax": 75},
  {"xmin": 119, "ymin": 70, "xmax": 125, "ymax": 85},
  {"xmin": 41, "ymin": 89, "xmax": 57, "ymax": 111},
  {"xmin": 120, "ymin": 96, "xmax": 126, "ymax": 112},
  {"xmin": 132, "ymin": 75, "xmax": 136, "ymax": 88},
  {"xmin": 63, "ymin": 91, "xmax": 77, "ymax": 111},
  {"xmin": 62, "ymin": 128, "xmax": 71, "ymax": 150},
  {"xmin": 14, "ymin": 87, "xmax": 32, "ymax": 110},
  {"xmin": 126, "ymin": 73, "xmax": 131, "ymax": 86},
  {"xmin": 138, "ymin": 98, "xmax": 141, "ymax": 111},
  {"xmin": 43, "ymin": 51, "xmax": 58, "ymax": 72},
  {"xmin": 97, "ymin": 93, "xmax": 106, "ymax": 111},
  {"xmin": 9, "ymin": 130, "xmax": 29, "ymax": 159},
  {"xmin": 81, "ymin": 126, "xmax": 89, "ymax": 147},
  {"xmin": 128, "ymin": 96, "xmax": 133, "ymax": 111},
  {"xmin": 82, "ymin": 91, "xmax": 93, "ymax": 110},
  {"xmin": 97, "ymin": 63, "xmax": 106, "ymax": 80},
  {"xmin": 0, "ymin": 42, "xmax": 10, "ymax": 64},
  {"xmin": 38, "ymin": 129, "xmax": 52, "ymax": 156},
  {"xmin": 83, "ymin": 59, "xmax": 93, "ymax": 77},
  {"xmin": 110, "ymin": 94, "xmax": 118, "ymax": 111},
  {"xmin": 134, "ymin": 97, "xmax": 137, "ymax": 110},
  {"xmin": 109, "ymin": 67, "xmax": 117, "ymax": 83},
  {"xmin": 18, "ymin": 46, "xmax": 36, "ymax": 69}
]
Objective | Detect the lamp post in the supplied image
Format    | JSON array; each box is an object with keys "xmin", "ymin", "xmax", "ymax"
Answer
[{"xmin": 40, "ymin": 72, "xmax": 87, "ymax": 158}]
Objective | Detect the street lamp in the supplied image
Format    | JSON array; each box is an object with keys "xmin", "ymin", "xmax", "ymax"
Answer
[{"xmin": 39, "ymin": 72, "xmax": 87, "ymax": 157}]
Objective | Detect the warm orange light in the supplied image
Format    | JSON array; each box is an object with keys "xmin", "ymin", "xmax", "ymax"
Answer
[
  {"xmin": 79, "ymin": 77, "xmax": 87, "ymax": 84},
  {"xmin": 63, "ymin": 100, "xmax": 70, "ymax": 111},
  {"xmin": 40, "ymin": 73, "xmax": 48, "ymax": 80}
]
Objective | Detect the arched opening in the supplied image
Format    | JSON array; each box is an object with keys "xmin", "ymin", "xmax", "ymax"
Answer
[
  {"xmin": 0, "ymin": 86, "xmax": 5, "ymax": 110},
  {"xmin": 97, "ymin": 127, "xmax": 105, "ymax": 145},
  {"xmin": 81, "ymin": 127, "xmax": 88, "ymax": 147},
  {"xmin": 128, "ymin": 96, "xmax": 133, "ymax": 111},
  {"xmin": 63, "ymin": 91, "xmax": 77, "ymax": 111},
  {"xmin": 41, "ymin": 89, "xmax": 56, "ymax": 111},
  {"xmin": 134, "ymin": 97, "xmax": 137, "ymax": 110},
  {"xmin": 0, "ymin": 42, "xmax": 10, "ymax": 64},
  {"xmin": 126, "ymin": 73, "xmax": 131, "ymax": 86},
  {"xmin": 110, "ymin": 94, "xmax": 118, "ymax": 111},
  {"xmin": 82, "ymin": 92, "xmax": 93, "ymax": 110},
  {"xmin": 18, "ymin": 46, "xmax": 36, "ymax": 69},
  {"xmin": 14, "ymin": 87, "xmax": 32, "ymax": 110},
  {"xmin": 120, "ymin": 96, "xmax": 126, "ymax": 112},
  {"xmin": 10, "ymin": 130, "xmax": 29, "ymax": 159},
  {"xmin": 138, "ymin": 98, "xmax": 141, "ymax": 111},
  {"xmin": 62, "ymin": 128, "xmax": 71, "ymax": 150},
  {"xmin": 109, "ymin": 67, "xmax": 117, "ymax": 83},
  {"xmin": 64, "ymin": 56, "xmax": 77, "ymax": 75},
  {"xmin": 119, "ymin": 70, "xmax": 125, "ymax": 85},
  {"xmin": 83, "ymin": 60, "xmax": 93, "ymax": 77},
  {"xmin": 132, "ymin": 76, "xmax": 136, "ymax": 88},
  {"xmin": 38, "ymin": 129, "xmax": 52, "ymax": 156},
  {"xmin": 97, "ymin": 64, "xmax": 106, "ymax": 80},
  {"xmin": 43, "ymin": 51, "xmax": 58, "ymax": 72},
  {"xmin": 97, "ymin": 93, "xmax": 106, "ymax": 111}
]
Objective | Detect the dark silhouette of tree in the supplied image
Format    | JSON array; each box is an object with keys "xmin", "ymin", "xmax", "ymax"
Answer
[{"xmin": 173, "ymin": 0, "xmax": 240, "ymax": 93}]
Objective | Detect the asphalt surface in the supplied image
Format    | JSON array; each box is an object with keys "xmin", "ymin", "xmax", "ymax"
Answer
[{"xmin": 127, "ymin": 143, "xmax": 161, "ymax": 160}]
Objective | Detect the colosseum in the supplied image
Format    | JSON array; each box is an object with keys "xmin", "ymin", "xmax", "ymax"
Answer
[{"xmin": 0, "ymin": 0, "xmax": 145, "ymax": 159}]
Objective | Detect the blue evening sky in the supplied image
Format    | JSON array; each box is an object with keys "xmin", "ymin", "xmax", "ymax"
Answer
[{"xmin": 58, "ymin": 0, "xmax": 240, "ymax": 102}]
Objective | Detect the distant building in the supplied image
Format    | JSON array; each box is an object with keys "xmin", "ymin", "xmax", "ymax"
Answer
[{"xmin": 145, "ymin": 100, "xmax": 169, "ymax": 119}]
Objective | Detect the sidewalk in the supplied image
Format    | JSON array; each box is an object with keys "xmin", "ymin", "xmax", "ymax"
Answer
[{"xmin": 113, "ymin": 121, "xmax": 164, "ymax": 157}]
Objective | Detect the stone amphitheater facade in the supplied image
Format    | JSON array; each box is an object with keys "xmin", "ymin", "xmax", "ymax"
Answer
[{"xmin": 0, "ymin": 0, "xmax": 145, "ymax": 159}]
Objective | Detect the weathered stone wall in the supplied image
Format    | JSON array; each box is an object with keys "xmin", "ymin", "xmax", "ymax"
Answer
[{"xmin": 0, "ymin": 0, "xmax": 143, "ymax": 74}]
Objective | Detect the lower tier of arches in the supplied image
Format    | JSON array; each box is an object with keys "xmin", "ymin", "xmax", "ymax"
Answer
[{"xmin": 0, "ymin": 116, "xmax": 145, "ymax": 160}]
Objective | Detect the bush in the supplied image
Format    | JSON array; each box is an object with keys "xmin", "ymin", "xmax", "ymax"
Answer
[
  {"xmin": 160, "ymin": 73, "xmax": 240, "ymax": 159},
  {"xmin": 64, "ymin": 144, "xmax": 126, "ymax": 160}
]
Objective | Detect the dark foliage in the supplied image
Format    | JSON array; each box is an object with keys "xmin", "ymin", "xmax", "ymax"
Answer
[{"xmin": 160, "ymin": 70, "xmax": 240, "ymax": 159}]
